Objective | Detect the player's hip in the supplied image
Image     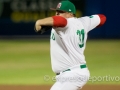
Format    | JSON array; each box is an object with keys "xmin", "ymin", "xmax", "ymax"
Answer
[
  {"xmin": 56, "ymin": 64, "xmax": 90, "ymax": 76},
  {"xmin": 55, "ymin": 64, "xmax": 90, "ymax": 85}
]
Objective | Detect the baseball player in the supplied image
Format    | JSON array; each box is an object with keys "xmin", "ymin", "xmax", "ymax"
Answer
[{"xmin": 35, "ymin": 0, "xmax": 106, "ymax": 90}]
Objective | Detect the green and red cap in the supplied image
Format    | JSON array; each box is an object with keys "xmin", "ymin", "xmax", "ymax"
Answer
[{"xmin": 50, "ymin": 0, "xmax": 76, "ymax": 14}]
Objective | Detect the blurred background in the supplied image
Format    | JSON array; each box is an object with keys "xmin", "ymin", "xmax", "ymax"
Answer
[
  {"xmin": 0, "ymin": 0, "xmax": 120, "ymax": 90},
  {"xmin": 0, "ymin": 0, "xmax": 120, "ymax": 38}
]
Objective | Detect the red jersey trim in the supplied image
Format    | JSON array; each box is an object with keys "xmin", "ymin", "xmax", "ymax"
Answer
[
  {"xmin": 52, "ymin": 16, "xmax": 67, "ymax": 27},
  {"xmin": 97, "ymin": 14, "xmax": 106, "ymax": 27}
]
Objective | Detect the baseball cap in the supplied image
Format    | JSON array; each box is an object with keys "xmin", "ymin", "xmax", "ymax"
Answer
[{"xmin": 50, "ymin": 0, "xmax": 76, "ymax": 14}]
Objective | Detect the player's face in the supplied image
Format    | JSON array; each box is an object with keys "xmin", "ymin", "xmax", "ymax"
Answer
[
  {"xmin": 56, "ymin": 10, "xmax": 65, "ymax": 15},
  {"xmin": 55, "ymin": 10, "xmax": 73, "ymax": 18}
]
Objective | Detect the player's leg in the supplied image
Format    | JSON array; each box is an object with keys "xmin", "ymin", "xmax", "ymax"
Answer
[
  {"xmin": 58, "ymin": 70, "xmax": 89, "ymax": 90},
  {"xmin": 50, "ymin": 78, "xmax": 82, "ymax": 90},
  {"xmin": 50, "ymin": 80, "xmax": 82, "ymax": 90},
  {"xmin": 50, "ymin": 80, "xmax": 62, "ymax": 90},
  {"xmin": 50, "ymin": 75, "xmax": 61, "ymax": 90},
  {"xmin": 51, "ymin": 68, "xmax": 90, "ymax": 90}
]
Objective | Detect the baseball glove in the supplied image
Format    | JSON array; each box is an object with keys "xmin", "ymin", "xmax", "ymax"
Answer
[{"xmin": 34, "ymin": 26, "xmax": 52, "ymax": 34}]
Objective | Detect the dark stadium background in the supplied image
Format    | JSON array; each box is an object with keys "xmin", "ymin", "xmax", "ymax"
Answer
[{"xmin": 0, "ymin": 0, "xmax": 120, "ymax": 39}]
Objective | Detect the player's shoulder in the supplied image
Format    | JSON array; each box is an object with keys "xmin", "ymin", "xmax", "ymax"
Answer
[
  {"xmin": 77, "ymin": 15, "xmax": 101, "ymax": 24},
  {"xmin": 67, "ymin": 17, "xmax": 81, "ymax": 23},
  {"xmin": 78, "ymin": 15, "xmax": 100, "ymax": 20},
  {"xmin": 67, "ymin": 17, "xmax": 78, "ymax": 20}
]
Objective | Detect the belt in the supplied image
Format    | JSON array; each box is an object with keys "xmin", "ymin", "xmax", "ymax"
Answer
[
  {"xmin": 56, "ymin": 73, "xmax": 60, "ymax": 75},
  {"xmin": 56, "ymin": 64, "xmax": 87, "ymax": 75}
]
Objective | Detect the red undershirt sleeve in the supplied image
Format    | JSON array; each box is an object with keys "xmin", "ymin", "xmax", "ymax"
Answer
[
  {"xmin": 52, "ymin": 16, "xmax": 67, "ymax": 27},
  {"xmin": 97, "ymin": 14, "xmax": 106, "ymax": 27}
]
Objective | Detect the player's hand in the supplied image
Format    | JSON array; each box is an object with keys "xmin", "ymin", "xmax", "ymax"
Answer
[
  {"xmin": 35, "ymin": 25, "xmax": 42, "ymax": 32},
  {"xmin": 35, "ymin": 21, "xmax": 42, "ymax": 32},
  {"xmin": 34, "ymin": 24, "xmax": 52, "ymax": 34},
  {"xmin": 34, "ymin": 19, "xmax": 52, "ymax": 34}
]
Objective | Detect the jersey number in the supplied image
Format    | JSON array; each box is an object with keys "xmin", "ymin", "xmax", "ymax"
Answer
[
  {"xmin": 51, "ymin": 33, "xmax": 55, "ymax": 40},
  {"xmin": 76, "ymin": 29, "xmax": 85, "ymax": 48}
]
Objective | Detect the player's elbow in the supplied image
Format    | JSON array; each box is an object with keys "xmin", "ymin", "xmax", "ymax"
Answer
[{"xmin": 97, "ymin": 14, "xmax": 106, "ymax": 27}]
